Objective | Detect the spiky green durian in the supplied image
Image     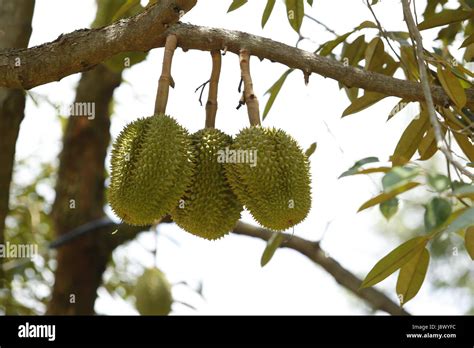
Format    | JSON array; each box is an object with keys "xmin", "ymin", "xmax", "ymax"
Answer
[
  {"xmin": 172, "ymin": 128, "xmax": 243, "ymax": 240},
  {"xmin": 134, "ymin": 268, "xmax": 173, "ymax": 316},
  {"xmin": 108, "ymin": 114, "xmax": 194, "ymax": 226},
  {"xmin": 225, "ymin": 126, "xmax": 311, "ymax": 231}
]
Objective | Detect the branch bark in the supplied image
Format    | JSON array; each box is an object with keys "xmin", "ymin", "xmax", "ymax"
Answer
[
  {"xmin": 205, "ymin": 50, "xmax": 221, "ymax": 128},
  {"xmin": 239, "ymin": 49, "xmax": 261, "ymax": 126},
  {"xmin": 0, "ymin": 0, "xmax": 35, "ymax": 282},
  {"xmin": 47, "ymin": 65, "xmax": 122, "ymax": 315},
  {"xmin": 154, "ymin": 35, "xmax": 177, "ymax": 115},
  {"xmin": 0, "ymin": 0, "xmax": 197, "ymax": 89},
  {"xmin": 2, "ymin": 18, "xmax": 474, "ymax": 110},
  {"xmin": 232, "ymin": 221, "xmax": 409, "ymax": 316}
]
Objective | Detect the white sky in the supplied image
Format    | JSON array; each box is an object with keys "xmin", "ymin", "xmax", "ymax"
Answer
[{"xmin": 14, "ymin": 0, "xmax": 469, "ymax": 314}]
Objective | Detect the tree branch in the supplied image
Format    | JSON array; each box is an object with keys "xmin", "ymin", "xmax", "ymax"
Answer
[
  {"xmin": 0, "ymin": 0, "xmax": 197, "ymax": 89},
  {"xmin": 232, "ymin": 221, "xmax": 409, "ymax": 316},
  {"xmin": 48, "ymin": 215, "xmax": 409, "ymax": 315},
  {"xmin": 2, "ymin": 18, "xmax": 474, "ymax": 110},
  {"xmin": 0, "ymin": 0, "xmax": 35, "ymax": 282}
]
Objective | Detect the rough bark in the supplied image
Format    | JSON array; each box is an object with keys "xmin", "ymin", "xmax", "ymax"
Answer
[
  {"xmin": 0, "ymin": 0, "xmax": 35, "ymax": 281},
  {"xmin": 1, "ymin": 16, "xmax": 473, "ymax": 109},
  {"xmin": 47, "ymin": 65, "xmax": 122, "ymax": 315},
  {"xmin": 0, "ymin": 0, "xmax": 197, "ymax": 89}
]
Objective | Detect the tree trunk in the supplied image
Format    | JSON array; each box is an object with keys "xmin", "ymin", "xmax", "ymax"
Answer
[
  {"xmin": 0, "ymin": 0, "xmax": 35, "ymax": 281},
  {"xmin": 47, "ymin": 65, "xmax": 122, "ymax": 315}
]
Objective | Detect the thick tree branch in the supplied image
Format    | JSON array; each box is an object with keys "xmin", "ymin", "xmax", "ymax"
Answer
[
  {"xmin": 0, "ymin": 0, "xmax": 35, "ymax": 282},
  {"xmin": 232, "ymin": 221, "xmax": 409, "ymax": 316},
  {"xmin": 2, "ymin": 18, "xmax": 474, "ymax": 110},
  {"xmin": 0, "ymin": 0, "xmax": 197, "ymax": 89}
]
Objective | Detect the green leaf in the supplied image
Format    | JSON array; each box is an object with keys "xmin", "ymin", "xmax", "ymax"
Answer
[
  {"xmin": 360, "ymin": 237, "xmax": 429, "ymax": 289},
  {"xmin": 391, "ymin": 111, "xmax": 430, "ymax": 166},
  {"xmin": 396, "ymin": 248, "xmax": 430, "ymax": 305},
  {"xmin": 424, "ymin": 197, "xmax": 452, "ymax": 232},
  {"xmin": 445, "ymin": 206, "xmax": 474, "ymax": 234},
  {"xmin": 319, "ymin": 32, "xmax": 353, "ymax": 56},
  {"xmin": 306, "ymin": 0, "xmax": 313, "ymax": 5},
  {"xmin": 358, "ymin": 182, "xmax": 420, "ymax": 212},
  {"xmin": 382, "ymin": 166, "xmax": 420, "ymax": 192},
  {"xmin": 305, "ymin": 142, "xmax": 317, "ymax": 158},
  {"xmin": 418, "ymin": 9, "xmax": 474, "ymax": 30},
  {"xmin": 112, "ymin": 0, "xmax": 141, "ymax": 22},
  {"xmin": 261, "ymin": 0, "xmax": 276, "ymax": 28},
  {"xmin": 452, "ymin": 184, "xmax": 474, "ymax": 199},
  {"xmin": 387, "ymin": 100, "xmax": 410, "ymax": 121},
  {"xmin": 418, "ymin": 10, "xmax": 474, "ymax": 30},
  {"xmin": 427, "ymin": 174, "xmax": 450, "ymax": 192},
  {"xmin": 339, "ymin": 157, "xmax": 379, "ymax": 178},
  {"xmin": 261, "ymin": 232, "xmax": 285, "ymax": 267},
  {"xmin": 437, "ymin": 65, "xmax": 467, "ymax": 108},
  {"xmin": 365, "ymin": 37, "xmax": 384, "ymax": 71},
  {"xmin": 341, "ymin": 92, "xmax": 386, "ymax": 117},
  {"xmin": 228, "ymin": 0, "xmax": 248, "ymax": 12},
  {"xmin": 285, "ymin": 0, "xmax": 305, "ymax": 33},
  {"xmin": 418, "ymin": 126, "xmax": 444, "ymax": 161},
  {"xmin": 341, "ymin": 166, "xmax": 391, "ymax": 177},
  {"xmin": 262, "ymin": 69, "xmax": 294, "ymax": 120},
  {"xmin": 380, "ymin": 198, "xmax": 399, "ymax": 221},
  {"xmin": 465, "ymin": 227, "xmax": 474, "ymax": 260},
  {"xmin": 460, "ymin": 34, "xmax": 474, "ymax": 48}
]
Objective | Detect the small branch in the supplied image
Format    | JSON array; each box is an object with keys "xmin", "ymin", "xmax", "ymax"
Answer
[
  {"xmin": 304, "ymin": 14, "xmax": 338, "ymax": 36},
  {"xmin": 239, "ymin": 49, "xmax": 261, "ymax": 126},
  {"xmin": 194, "ymin": 80, "xmax": 209, "ymax": 106},
  {"xmin": 401, "ymin": 0, "xmax": 474, "ymax": 181},
  {"xmin": 232, "ymin": 221, "xmax": 409, "ymax": 316},
  {"xmin": 365, "ymin": 0, "xmax": 409, "ymax": 75},
  {"xmin": 154, "ymin": 35, "xmax": 178, "ymax": 115},
  {"xmin": 205, "ymin": 50, "xmax": 221, "ymax": 128}
]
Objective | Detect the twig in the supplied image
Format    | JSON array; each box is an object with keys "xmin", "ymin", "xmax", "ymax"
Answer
[
  {"xmin": 154, "ymin": 35, "xmax": 178, "ymax": 115},
  {"xmin": 239, "ymin": 49, "xmax": 261, "ymax": 126},
  {"xmin": 232, "ymin": 221, "xmax": 410, "ymax": 316},
  {"xmin": 365, "ymin": 0, "xmax": 410, "ymax": 76},
  {"xmin": 194, "ymin": 80, "xmax": 209, "ymax": 106},
  {"xmin": 205, "ymin": 50, "xmax": 221, "ymax": 128},
  {"xmin": 304, "ymin": 14, "xmax": 338, "ymax": 36},
  {"xmin": 401, "ymin": 0, "xmax": 474, "ymax": 181},
  {"xmin": 49, "ymin": 215, "xmax": 410, "ymax": 315}
]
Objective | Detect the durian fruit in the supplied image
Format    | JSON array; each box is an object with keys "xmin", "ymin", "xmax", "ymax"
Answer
[
  {"xmin": 172, "ymin": 128, "xmax": 243, "ymax": 240},
  {"xmin": 108, "ymin": 114, "xmax": 194, "ymax": 226},
  {"xmin": 134, "ymin": 268, "xmax": 173, "ymax": 316},
  {"xmin": 225, "ymin": 126, "xmax": 311, "ymax": 231}
]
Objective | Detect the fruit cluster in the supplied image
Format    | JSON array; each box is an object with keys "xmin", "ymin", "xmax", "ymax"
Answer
[{"xmin": 108, "ymin": 113, "xmax": 311, "ymax": 240}]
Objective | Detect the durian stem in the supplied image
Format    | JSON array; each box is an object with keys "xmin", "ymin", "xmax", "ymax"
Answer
[
  {"xmin": 205, "ymin": 50, "xmax": 222, "ymax": 128},
  {"xmin": 154, "ymin": 35, "xmax": 178, "ymax": 115},
  {"xmin": 239, "ymin": 49, "xmax": 261, "ymax": 126}
]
